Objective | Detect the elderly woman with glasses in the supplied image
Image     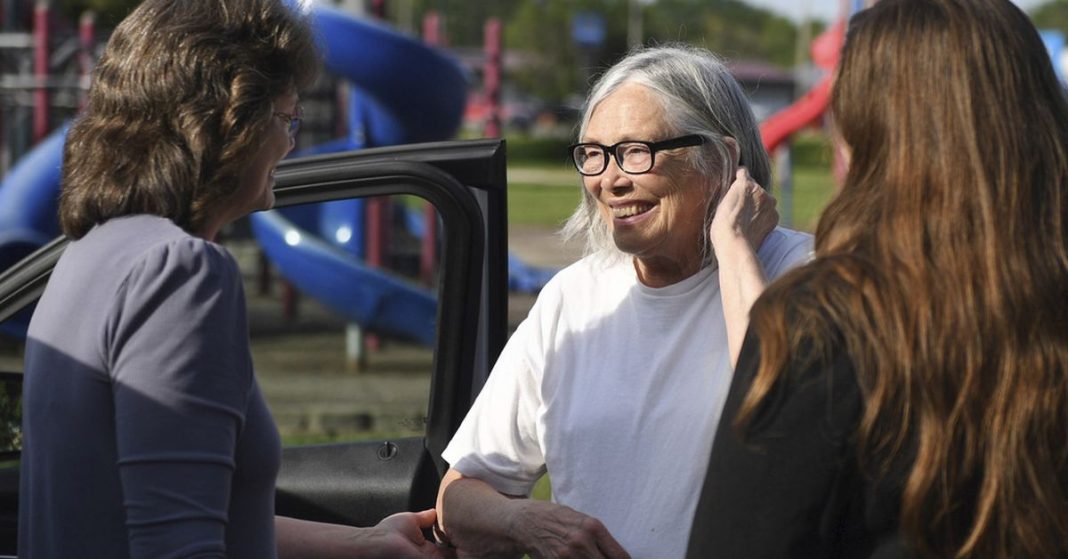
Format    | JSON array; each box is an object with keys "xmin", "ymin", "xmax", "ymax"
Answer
[{"xmin": 434, "ymin": 44, "xmax": 813, "ymax": 559}]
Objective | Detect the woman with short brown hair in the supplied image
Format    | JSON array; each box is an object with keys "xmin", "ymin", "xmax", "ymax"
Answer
[{"xmin": 21, "ymin": 1, "xmax": 445, "ymax": 556}]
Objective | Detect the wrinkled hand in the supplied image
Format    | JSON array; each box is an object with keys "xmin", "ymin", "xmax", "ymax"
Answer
[
  {"xmin": 504, "ymin": 500, "xmax": 630, "ymax": 559},
  {"xmin": 365, "ymin": 509, "xmax": 452, "ymax": 559},
  {"xmin": 710, "ymin": 167, "xmax": 779, "ymax": 253}
]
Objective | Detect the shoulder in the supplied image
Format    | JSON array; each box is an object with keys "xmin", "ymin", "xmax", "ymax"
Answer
[
  {"xmin": 549, "ymin": 250, "xmax": 626, "ymax": 283},
  {"xmin": 132, "ymin": 236, "xmax": 236, "ymax": 284},
  {"xmin": 531, "ymin": 251, "xmax": 632, "ymax": 313},
  {"xmin": 747, "ymin": 254, "xmax": 878, "ymax": 401},
  {"xmin": 511, "ymin": 252, "xmax": 632, "ymax": 348},
  {"xmin": 735, "ymin": 323, "xmax": 861, "ymax": 442},
  {"xmin": 757, "ymin": 227, "xmax": 814, "ymax": 278},
  {"xmin": 93, "ymin": 217, "xmax": 241, "ymax": 306},
  {"xmin": 77, "ymin": 215, "xmax": 236, "ymax": 276},
  {"xmin": 123, "ymin": 218, "xmax": 235, "ymax": 278},
  {"xmin": 537, "ymin": 250, "xmax": 626, "ymax": 293}
]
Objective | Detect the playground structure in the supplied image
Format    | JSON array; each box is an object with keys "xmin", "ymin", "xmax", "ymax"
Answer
[
  {"xmin": 8, "ymin": 0, "xmax": 1063, "ymax": 344},
  {"xmin": 763, "ymin": 0, "xmax": 1068, "ymax": 219},
  {"xmin": 758, "ymin": 0, "xmax": 861, "ymax": 223},
  {"xmin": 0, "ymin": 1, "xmax": 557, "ymax": 348}
]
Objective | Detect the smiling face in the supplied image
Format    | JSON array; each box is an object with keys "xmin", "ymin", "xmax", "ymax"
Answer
[
  {"xmin": 201, "ymin": 91, "xmax": 298, "ymax": 240},
  {"xmin": 238, "ymin": 90, "xmax": 299, "ymax": 214},
  {"xmin": 582, "ymin": 82, "xmax": 716, "ymax": 285}
]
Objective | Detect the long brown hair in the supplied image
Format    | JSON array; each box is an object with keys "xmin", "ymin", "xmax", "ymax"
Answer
[
  {"xmin": 738, "ymin": 0, "xmax": 1068, "ymax": 556},
  {"xmin": 59, "ymin": 0, "xmax": 319, "ymax": 239}
]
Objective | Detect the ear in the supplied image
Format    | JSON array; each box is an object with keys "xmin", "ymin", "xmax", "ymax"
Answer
[{"xmin": 722, "ymin": 137, "xmax": 741, "ymax": 172}]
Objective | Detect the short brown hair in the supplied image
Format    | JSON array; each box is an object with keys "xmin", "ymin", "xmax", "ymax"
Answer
[{"xmin": 59, "ymin": 0, "xmax": 320, "ymax": 239}]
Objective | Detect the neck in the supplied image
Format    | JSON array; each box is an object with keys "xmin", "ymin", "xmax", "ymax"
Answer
[
  {"xmin": 633, "ymin": 254, "xmax": 707, "ymax": 288},
  {"xmin": 194, "ymin": 220, "xmax": 222, "ymax": 242}
]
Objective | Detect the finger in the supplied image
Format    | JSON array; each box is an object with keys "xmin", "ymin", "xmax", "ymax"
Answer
[
  {"xmin": 726, "ymin": 171, "xmax": 749, "ymax": 200},
  {"xmin": 548, "ymin": 517, "xmax": 610, "ymax": 559},
  {"xmin": 430, "ymin": 545, "xmax": 458, "ymax": 559},
  {"xmin": 580, "ymin": 520, "xmax": 629, "ymax": 559},
  {"xmin": 595, "ymin": 531, "xmax": 631, "ymax": 559},
  {"xmin": 411, "ymin": 508, "xmax": 438, "ymax": 529}
]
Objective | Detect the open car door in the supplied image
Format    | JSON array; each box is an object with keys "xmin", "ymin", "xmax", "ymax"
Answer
[{"xmin": 0, "ymin": 138, "xmax": 509, "ymax": 552}]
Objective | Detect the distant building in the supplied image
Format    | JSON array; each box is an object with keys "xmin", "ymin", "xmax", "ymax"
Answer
[
  {"xmin": 728, "ymin": 61, "xmax": 797, "ymax": 123},
  {"xmin": 454, "ymin": 47, "xmax": 799, "ymax": 133}
]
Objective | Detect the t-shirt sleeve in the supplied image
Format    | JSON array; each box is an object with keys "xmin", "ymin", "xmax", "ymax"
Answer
[
  {"xmin": 103, "ymin": 238, "xmax": 251, "ymax": 559},
  {"xmin": 759, "ymin": 228, "xmax": 815, "ymax": 279},
  {"xmin": 686, "ymin": 329, "xmax": 865, "ymax": 558},
  {"xmin": 442, "ymin": 308, "xmax": 549, "ymax": 497}
]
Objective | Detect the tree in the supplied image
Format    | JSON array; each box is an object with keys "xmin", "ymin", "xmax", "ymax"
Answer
[
  {"xmin": 501, "ymin": 0, "xmax": 806, "ymax": 102},
  {"xmin": 398, "ymin": 0, "xmax": 522, "ymax": 46},
  {"xmin": 644, "ymin": 0, "xmax": 798, "ymax": 67},
  {"xmin": 1031, "ymin": 0, "xmax": 1068, "ymax": 33},
  {"xmin": 505, "ymin": 0, "xmax": 631, "ymax": 103},
  {"xmin": 57, "ymin": 0, "xmax": 139, "ymax": 28}
]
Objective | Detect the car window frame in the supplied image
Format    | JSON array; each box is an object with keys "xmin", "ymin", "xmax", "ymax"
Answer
[{"xmin": 0, "ymin": 137, "xmax": 509, "ymax": 471}]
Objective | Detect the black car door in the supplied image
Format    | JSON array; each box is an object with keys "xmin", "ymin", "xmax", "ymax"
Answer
[{"xmin": 0, "ymin": 138, "xmax": 509, "ymax": 552}]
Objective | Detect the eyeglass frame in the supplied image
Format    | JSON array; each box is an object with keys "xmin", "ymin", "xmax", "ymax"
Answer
[
  {"xmin": 567, "ymin": 134, "xmax": 707, "ymax": 176},
  {"xmin": 273, "ymin": 105, "xmax": 303, "ymax": 138}
]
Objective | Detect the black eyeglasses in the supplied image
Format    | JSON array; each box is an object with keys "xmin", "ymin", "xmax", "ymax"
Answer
[
  {"xmin": 273, "ymin": 105, "xmax": 303, "ymax": 139},
  {"xmin": 568, "ymin": 134, "xmax": 706, "ymax": 176}
]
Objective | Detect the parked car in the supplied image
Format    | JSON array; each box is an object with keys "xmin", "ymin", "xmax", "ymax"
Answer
[{"xmin": 0, "ymin": 138, "xmax": 511, "ymax": 554}]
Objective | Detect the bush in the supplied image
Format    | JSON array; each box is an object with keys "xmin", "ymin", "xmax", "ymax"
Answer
[
  {"xmin": 788, "ymin": 131, "xmax": 835, "ymax": 168},
  {"xmin": 504, "ymin": 135, "xmax": 573, "ymax": 166}
]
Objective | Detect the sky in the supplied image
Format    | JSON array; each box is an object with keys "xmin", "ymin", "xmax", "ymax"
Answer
[{"xmin": 742, "ymin": 0, "xmax": 1048, "ymax": 22}]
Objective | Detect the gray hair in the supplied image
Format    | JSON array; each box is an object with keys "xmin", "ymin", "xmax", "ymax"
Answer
[{"xmin": 560, "ymin": 44, "xmax": 770, "ymax": 267}]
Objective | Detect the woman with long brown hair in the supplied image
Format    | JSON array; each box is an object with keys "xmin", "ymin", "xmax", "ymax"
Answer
[{"xmin": 686, "ymin": 0, "xmax": 1068, "ymax": 557}]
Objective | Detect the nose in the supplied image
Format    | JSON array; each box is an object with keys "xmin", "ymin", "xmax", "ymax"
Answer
[
  {"xmin": 599, "ymin": 158, "xmax": 633, "ymax": 194},
  {"xmin": 286, "ymin": 133, "xmax": 296, "ymax": 154}
]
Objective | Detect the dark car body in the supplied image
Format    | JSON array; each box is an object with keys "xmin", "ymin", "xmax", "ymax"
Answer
[{"xmin": 0, "ymin": 138, "xmax": 511, "ymax": 553}]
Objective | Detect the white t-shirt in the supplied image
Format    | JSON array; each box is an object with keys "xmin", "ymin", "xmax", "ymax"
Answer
[{"xmin": 443, "ymin": 227, "xmax": 813, "ymax": 559}]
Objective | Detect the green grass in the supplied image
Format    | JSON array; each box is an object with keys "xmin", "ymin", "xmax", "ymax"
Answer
[
  {"xmin": 777, "ymin": 167, "xmax": 837, "ymax": 232},
  {"xmin": 508, "ymin": 182, "xmax": 581, "ymax": 227},
  {"xmin": 531, "ymin": 474, "xmax": 552, "ymax": 501}
]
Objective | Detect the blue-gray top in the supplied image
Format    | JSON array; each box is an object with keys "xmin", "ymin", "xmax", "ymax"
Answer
[{"xmin": 19, "ymin": 215, "xmax": 280, "ymax": 558}]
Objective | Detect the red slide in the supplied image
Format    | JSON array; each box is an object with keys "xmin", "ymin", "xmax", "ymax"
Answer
[{"xmin": 759, "ymin": 20, "xmax": 845, "ymax": 153}]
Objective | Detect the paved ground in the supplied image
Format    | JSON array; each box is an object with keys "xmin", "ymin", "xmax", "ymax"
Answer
[
  {"xmin": 0, "ymin": 222, "xmax": 585, "ymax": 444},
  {"xmin": 508, "ymin": 223, "xmax": 584, "ymax": 269},
  {"xmin": 247, "ymin": 224, "xmax": 584, "ymax": 443}
]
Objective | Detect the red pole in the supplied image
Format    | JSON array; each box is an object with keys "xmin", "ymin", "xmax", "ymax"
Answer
[
  {"xmin": 482, "ymin": 18, "xmax": 502, "ymax": 139},
  {"xmin": 78, "ymin": 11, "xmax": 95, "ymax": 109},
  {"xmin": 419, "ymin": 12, "xmax": 446, "ymax": 286},
  {"xmin": 371, "ymin": 0, "xmax": 386, "ymax": 20},
  {"xmin": 33, "ymin": 0, "xmax": 50, "ymax": 143},
  {"xmin": 422, "ymin": 11, "xmax": 440, "ymax": 46},
  {"xmin": 364, "ymin": 0, "xmax": 391, "ymax": 350}
]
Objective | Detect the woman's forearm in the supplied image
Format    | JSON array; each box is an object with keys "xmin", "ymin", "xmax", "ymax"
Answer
[
  {"xmin": 709, "ymin": 167, "xmax": 776, "ymax": 367},
  {"xmin": 436, "ymin": 468, "xmax": 630, "ymax": 559},
  {"xmin": 716, "ymin": 235, "xmax": 767, "ymax": 367},
  {"xmin": 436, "ymin": 468, "xmax": 526, "ymax": 557},
  {"xmin": 276, "ymin": 510, "xmax": 442, "ymax": 559}
]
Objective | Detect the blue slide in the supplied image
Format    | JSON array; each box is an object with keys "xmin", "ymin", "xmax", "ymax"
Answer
[
  {"xmin": 246, "ymin": 3, "xmax": 470, "ymax": 345},
  {"xmin": 252, "ymin": 4, "xmax": 556, "ymax": 344},
  {"xmin": 0, "ymin": 3, "xmax": 557, "ymax": 341},
  {"xmin": 0, "ymin": 126, "xmax": 66, "ymax": 262},
  {"xmin": 0, "ymin": 127, "xmax": 66, "ymax": 338}
]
